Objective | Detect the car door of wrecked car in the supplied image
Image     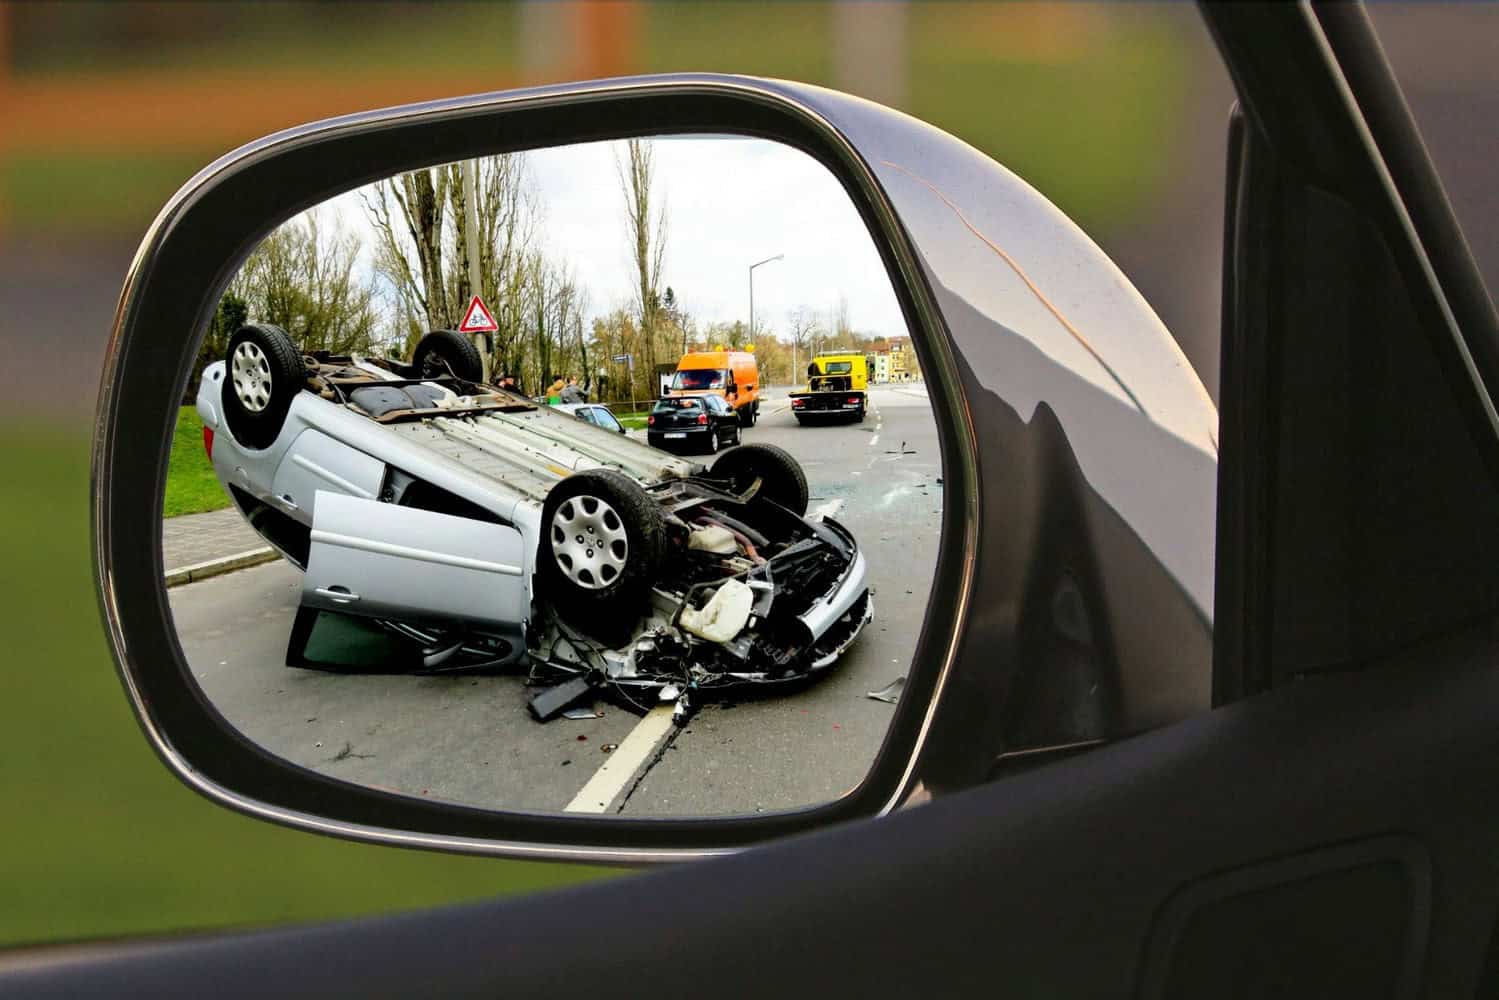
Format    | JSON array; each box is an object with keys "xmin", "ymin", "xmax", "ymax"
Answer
[{"xmin": 300, "ymin": 492, "xmax": 531, "ymax": 658}]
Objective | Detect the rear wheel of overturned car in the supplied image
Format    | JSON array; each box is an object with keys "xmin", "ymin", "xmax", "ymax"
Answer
[
  {"xmin": 222, "ymin": 323, "xmax": 305, "ymax": 450},
  {"xmin": 711, "ymin": 442, "xmax": 810, "ymax": 516},
  {"xmin": 539, "ymin": 469, "xmax": 665, "ymax": 633},
  {"xmin": 412, "ymin": 329, "xmax": 484, "ymax": 382}
]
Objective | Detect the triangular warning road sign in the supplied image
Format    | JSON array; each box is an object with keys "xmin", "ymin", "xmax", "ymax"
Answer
[{"xmin": 458, "ymin": 295, "xmax": 499, "ymax": 333}]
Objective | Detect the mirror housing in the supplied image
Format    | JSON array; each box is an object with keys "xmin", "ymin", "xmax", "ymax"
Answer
[{"xmin": 95, "ymin": 74, "xmax": 1216, "ymax": 861}]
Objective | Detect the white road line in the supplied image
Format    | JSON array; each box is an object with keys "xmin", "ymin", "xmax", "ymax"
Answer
[
  {"xmin": 811, "ymin": 498, "xmax": 845, "ymax": 521},
  {"xmin": 565, "ymin": 704, "xmax": 677, "ymax": 813},
  {"xmin": 869, "ymin": 433, "xmax": 880, "ymax": 449}
]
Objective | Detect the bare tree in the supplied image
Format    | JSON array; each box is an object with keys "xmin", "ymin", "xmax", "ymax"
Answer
[
  {"xmin": 832, "ymin": 294, "xmax": 854, "ymax": 349},
  {"xmin": 442, "ymin": 156, "xmax": 536, "ymax": 372},
  {"xmin": 362, "ymin": 154, "xmax": 537, "ymax": 372},
  {"xmin": 788, "ymin": 306, "xmax": 818, "ymax": 358},
  {"xmin": 617, "ymin": 138, "xmax": 668, "ymax": 398},
  {"xmin": 363, "ymin": 168, "xmax": 450, "ymax": 330},
  {"xmin": 786, "ymin": 306, "xmax": 821, "ymax": 384},
  {"xmin": 230, "ymin": 210, "xmax": 380, "ymax": 355}
]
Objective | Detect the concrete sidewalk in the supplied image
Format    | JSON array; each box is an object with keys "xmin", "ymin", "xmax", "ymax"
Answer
[{"xmin": 161, "ymin": 507, "xmax": 276, "ymax": 585}]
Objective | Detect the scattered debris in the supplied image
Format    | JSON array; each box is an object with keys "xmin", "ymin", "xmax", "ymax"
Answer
[
  {"xmin": 562, "ymin": 705, "xmax": 604, "ymax": 720},
  {"xmin": 602, "ymin": 743, "xmax": 619, "ymax": 753},
  {"xmin": 528, "ymin": 675, "xmax": 594, "ymax": 721},
  {"xmin": 576, "ymin": 734, "xmax": 588, "ymax": 742},
  {"xmin": 331, "ymin": 741, "xmax": 375, "ymax": 762},
  {"xmin": 867, "ymin": 676, "xmax": 906, "ymax": 704}
]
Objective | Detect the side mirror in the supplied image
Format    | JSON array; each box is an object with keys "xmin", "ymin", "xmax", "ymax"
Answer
[{"xmin": 96, "ymin": 74, "xmax": 1216, "ymax": 862}]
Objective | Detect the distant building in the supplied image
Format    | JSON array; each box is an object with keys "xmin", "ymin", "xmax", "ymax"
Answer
[
  {"xmin": 873, "ymin": 353, "xmax": 891, "ymax": 383},
  {"xmin": 883, "ymin": 335, "xmax": 921, "ymax": 382}
]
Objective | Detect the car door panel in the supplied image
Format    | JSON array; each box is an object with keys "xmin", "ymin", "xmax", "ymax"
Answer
[
  {"xmin": 269, "ymin": 428, "xmax": 385, "ymax": 519},
  {"xmin": 303, "ymin": 491, "xmax": 528, "ymax": 637}
]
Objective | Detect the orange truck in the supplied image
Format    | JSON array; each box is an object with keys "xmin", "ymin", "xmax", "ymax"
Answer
[{"xmin": 665, "ymin": 350, "xmax": 761, "ymax": 426}]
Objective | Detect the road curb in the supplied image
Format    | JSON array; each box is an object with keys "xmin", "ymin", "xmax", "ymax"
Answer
[{"xmin": 164, "ymin": 547, "xmax": 278, "ymax": 588}]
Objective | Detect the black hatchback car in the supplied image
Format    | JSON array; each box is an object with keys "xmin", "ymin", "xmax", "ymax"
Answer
[{"xmin": 646, "ymin": 394, "xmax": 742, "ymax": 454}]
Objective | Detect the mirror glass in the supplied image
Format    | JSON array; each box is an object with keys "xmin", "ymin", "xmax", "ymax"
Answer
[{"xmin": 163, "ymin": 135, "xmax": 941, "ymax": 818}]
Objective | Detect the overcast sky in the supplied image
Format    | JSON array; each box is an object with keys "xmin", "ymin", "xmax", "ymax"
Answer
[{"xmin": 317, "ymin": 136, "xmax": 907, "ymax": 342}]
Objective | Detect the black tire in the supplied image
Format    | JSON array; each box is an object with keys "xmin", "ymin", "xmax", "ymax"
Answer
[
  {"xmin": 706, "ymin": 424, "xmax": 722, "ymax": 455},
  {"xmin": 221, "ymin": 323, "xmax": 305, "ymax": 450},
  {"xmin": 411, "ymin": 329, "xmax": 483, "ymax": 382},
  {"xmin": 711, "ymin": 442, "xmax": 810, "ymax": 516},
  {"xmin": 740, "ymin": 402, "xmax": 757, "ymax": 427},
  {"xmin": 794, "ymin": 415, "xmax": 807, "ymax": 426},
  {"xmin": 732, "ymin": 424, "xmax": 743, "ymax": 446},
  {"xmin": 538, "ymin": 469, "xmax": 665, "ymax": 633}
]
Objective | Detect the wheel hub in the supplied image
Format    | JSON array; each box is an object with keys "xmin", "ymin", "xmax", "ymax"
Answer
[
  {"xmin": 550, "ymin": 494, "xmax": 628, "ymax": 589},
  {"xmin": 231, "ymin": 341, "xmax": 273, "ymax": 413}
]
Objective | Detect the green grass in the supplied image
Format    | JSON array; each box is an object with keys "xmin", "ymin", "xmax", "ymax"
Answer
[
  {"xmin": 0, "ymin": 430, "xmax": 618, "ymax": 947},
  {"xmin": 164, "ymin": 408, "xmax": 233, "ymax": 519},
  {"xmin": 2, "ymin": 151, "xmax": 212, "ymax": 235},
  {"xmin": 908, "ymin": 6, "xmax": 1188, "ymax": 233},
  {"xmin": 643, "ymin": 2, "xmax": 833, "ymax": 82},
  {"xmin": 616, "ymin": 413, "xmax": 649, "ymax": 431}
]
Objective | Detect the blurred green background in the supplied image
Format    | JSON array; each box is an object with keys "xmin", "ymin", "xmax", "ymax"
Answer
[{"xmin": 13, "ymin": 0, "xmax": 1493, "ymax": 951}]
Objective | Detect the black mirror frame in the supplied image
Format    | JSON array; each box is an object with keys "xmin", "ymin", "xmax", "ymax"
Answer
[{"xmin": 92, "ymin": 76, "xmax": 980, "ymax": 862}]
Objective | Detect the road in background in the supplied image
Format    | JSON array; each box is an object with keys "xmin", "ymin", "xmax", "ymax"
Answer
[{"xmin": 168, "ymin": 385, "xmax": 941, "ymax": 817}]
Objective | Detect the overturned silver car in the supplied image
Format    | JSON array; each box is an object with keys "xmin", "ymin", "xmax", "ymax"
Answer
[{"xmin": 195, "ymin": 323, "xmax": 872, "ymax": 721}]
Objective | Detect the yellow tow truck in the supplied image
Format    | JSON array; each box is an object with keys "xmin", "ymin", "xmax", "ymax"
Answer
[{"xmin": 788, "ymin": 352, "xmax": 868, "ymax": 424}]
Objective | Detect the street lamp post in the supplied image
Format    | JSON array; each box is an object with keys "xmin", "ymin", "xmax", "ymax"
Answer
[{"xmin": 748, "ymin": 253, "xmax": 783, "ymax": 362}]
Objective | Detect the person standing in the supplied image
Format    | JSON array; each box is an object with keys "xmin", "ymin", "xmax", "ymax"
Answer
[
  {"xmin": 546, "ymin": 375, "xmax": 565, "ymax": 404},
  {"xmin": 559, "ymin": 376, "xmax": 586, "ymax": 404}
]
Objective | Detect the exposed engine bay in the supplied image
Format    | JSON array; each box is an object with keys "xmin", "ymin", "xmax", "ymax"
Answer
[{"xmin": 525, "ymin": 478, "xmax": 873, "ymax": 723}]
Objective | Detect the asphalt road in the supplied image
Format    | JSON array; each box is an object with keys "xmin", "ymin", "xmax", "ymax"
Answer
[{"xmin": 166, "ymin": 384, "xmax": 942, "ymax": 818}]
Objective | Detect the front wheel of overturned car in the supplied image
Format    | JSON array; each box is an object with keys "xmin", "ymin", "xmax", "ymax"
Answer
[
  {"xmin": 539, "ymin": 469, "xmax": 665, "ymax": 635},
  {"xmin": 412, "ymin": 329, "xmax": 484, "ymax": 382},
  {"xmin": 222, "ymin": 323, "xmax": 305, "ymax": 450},
  {"xmin": 711, "ymin": 442, "xmax": 810, "ymax": 516}
]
